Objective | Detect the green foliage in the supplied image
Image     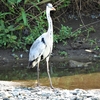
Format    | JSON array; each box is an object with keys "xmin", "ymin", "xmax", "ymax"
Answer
[
  {"xmin": 89, "ymin": 38, "xmax": 100, "ymax": 50},
  {"xmin": 0, "ymin": 19, "xmax": 17, "ymax": 48},
  {"xmin": 7, "ymin": 0, "xmax": 22, "ymax": 5},
  {"xmin": 54, "ymin": 24, "xmax": 95, "ymax": 44},
  {"xmin": 0, "ymin": 0, "xmax": 46, "ymax": 50},
  {"xmin": 0, "ymin": 0, "xmax": 97, "ymax": 51},
  {"xmin": 54, "ymin": 25, "xmax": 82, "ymax": 43},
  {"xmin": 24, "ymin": 11, "xmax": 46, "ymax": 45},
  {"xmin": 58, "ymin": 0, "xmax": 70, "ymax": 9},
  {"xmin": 20, "ymin": 7, "xmax": 28, "ymax": 26},
  {"xmin": 59, "ymin": 25, "xmax": 72, "ymax": 40},
  {"xmin": 58, "ymin": 50, "xmax": 67, "ymax": 57}
]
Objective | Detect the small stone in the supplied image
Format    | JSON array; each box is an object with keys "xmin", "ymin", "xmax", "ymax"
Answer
[
  {"xmin": 0, "ymin": 83, "xmax": 100, "ymax": 100},
  {"xmin": 3, "ymin": 98, "xmax": 9, "ymax": 100},
  {"xmin": 20, "ymin": 54, "xmax": 23, "ymax": 58}
]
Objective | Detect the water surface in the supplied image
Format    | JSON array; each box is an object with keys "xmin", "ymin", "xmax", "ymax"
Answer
[{"xmin": 3, "ymin": 72, "xmax": 99, "ymax": 89}]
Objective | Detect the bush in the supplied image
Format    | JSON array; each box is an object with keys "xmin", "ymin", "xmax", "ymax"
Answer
[{"xmin": 0, "ymin": 0, "xmax": 99, "ymax": 50}]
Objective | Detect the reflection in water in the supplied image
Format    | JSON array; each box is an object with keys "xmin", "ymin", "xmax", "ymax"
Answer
[
  {"xmin": 8, "ymin": 72, "xmax": 100, "ymax": 89},
  {"xmin": 0, "ymin": 61, "xmax": 100, "ymax": 89}
]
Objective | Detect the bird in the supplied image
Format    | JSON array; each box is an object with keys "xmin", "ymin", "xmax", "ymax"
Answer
[{"xmin": 28, "ymin": 3, "xmax": 56, "ymax": 89}]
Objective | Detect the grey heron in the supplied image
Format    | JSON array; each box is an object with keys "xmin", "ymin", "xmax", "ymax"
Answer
[{"xmin": 28, "ymin": 3, "xmax": 56, "ymax": 88}]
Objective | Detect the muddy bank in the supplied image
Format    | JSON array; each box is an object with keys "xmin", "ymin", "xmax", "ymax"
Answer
[{"xmin": 0, "ymin": 48, "xmax": 99, "ymax": 70}]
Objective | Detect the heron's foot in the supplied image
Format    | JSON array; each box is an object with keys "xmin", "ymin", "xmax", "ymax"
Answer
[
  {"xmin": 50, "ymin": 85, "xmax": 54, "ymax": 89},
  {"xmin": 36, "ymin": 83, "xmax": 40, "ymax": 87}
]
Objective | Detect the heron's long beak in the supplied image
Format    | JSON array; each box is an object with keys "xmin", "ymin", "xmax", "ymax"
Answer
[{"xmin": 52, "ymin": 7, "xmax": 56, "ymax": 11}]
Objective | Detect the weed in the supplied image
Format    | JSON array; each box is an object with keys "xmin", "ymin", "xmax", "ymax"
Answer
[
  {"xmin": 54, "ymin": 25, "xmax": 72, "ymax": 43},
  {"xmin": 94, "ymin": 46, "xmax": 100, "ymax": 50},
  {"xmin": 0, "ymin": 1, "xmax": 47, "ymax": 50},
  {"xmin": 0, "ymin": 0, "xmax": 98, "ymax": 51},
  {"xmin": 89, "ymin": 39, "xmax": 96, "ymax": 46},
  {"xmin": 86, "ymin": 26, "xmax": 95, "ymax": 38},
  {"xmin": 89, "ymin": 38, "xmax": 100, "ymax": 50},
  {"xmin": 59, "ymin": 50, "xmax": 67, "ymax": 57}
]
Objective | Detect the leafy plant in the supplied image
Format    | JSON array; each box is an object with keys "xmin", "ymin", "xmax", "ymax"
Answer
[
  {"xmin": 54, "ymin": 25, "xmax": 72, "ymax": 43},
  {"xmin": 59, "ymin": 50, "xmax": 68, "ymax": 57},
  {"xmin": 58, "ymin": 0, "xmax": 70, "ymax": 9},
  {"xmin": 0, "ymin": 0, "xmax": 49, "ymax": 50},
  {"xmin": 0, "ymin": 0, "xmax": 98, "ymax": 51},
  {"xmin": 89, "ymin": 38, "xmax": 100, "ymax": 50},
  {"xmin": 7, "ymin": 0, "xmax": 22, "ymax": 5},
  {"xmin": 89, "ymin": 38, "xmax": 97, "ymax": 46},
  {"xmin": 54, "ymin": 24, "xmax": 96, "ymax": 45},
  {"xmin": 0, "ymin": 19, "xmax": 17, "ymax": 48},
  {"xmin": 54, "ymin": 24, "xmax": 82, "ymax": 43}
]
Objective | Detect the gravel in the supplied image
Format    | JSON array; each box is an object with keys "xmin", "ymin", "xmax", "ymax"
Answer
[{"xmin": 0, "ymin": 83, "xmax": 100, "ymax": 100}]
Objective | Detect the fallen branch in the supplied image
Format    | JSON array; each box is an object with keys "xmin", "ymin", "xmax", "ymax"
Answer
[{"xmin": 73, "ymin": 19, "xmax": 100, "ymax": 33}]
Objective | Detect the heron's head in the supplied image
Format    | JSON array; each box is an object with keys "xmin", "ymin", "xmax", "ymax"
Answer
[{"xmin": 46, "ymin": 3, "xmax": 56, "ymax": 11}]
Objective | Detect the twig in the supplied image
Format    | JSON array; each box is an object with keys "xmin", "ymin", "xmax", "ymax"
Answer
[
  {"xmin": 73, "ymin": 19, "xmax": 100, "ymax": 33},
  {"xmin": 26, "ymin": 0, "xmax": 51, "ymax": 12},
  {"xmin": 54, "ymin": 9, "xmax": 68, "ymax": 20},
  {"xmin": 79, "ymin": 0, "xmax": 87, "ymax": 30},
  {"xmin": 29, "ymin": 0, "xmax": 64, "ymax": 22},
  {"xmin": 75, "ymin": 0, "xmax": 88, "ymax": 31}
]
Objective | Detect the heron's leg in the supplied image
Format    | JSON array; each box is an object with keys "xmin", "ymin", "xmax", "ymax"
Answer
[
  {"xmin": 37, "ymin": 62, "xmax": 40, "ymax": 86},
  {"xmin": 46, "ymin": 57, "xmax": 53, "ymax": 89}
]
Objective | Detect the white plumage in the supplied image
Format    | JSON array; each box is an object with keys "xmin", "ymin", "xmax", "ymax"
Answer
[{"xmin": 28, "ymin": 3, "xmax": 56, "ymax": 88}]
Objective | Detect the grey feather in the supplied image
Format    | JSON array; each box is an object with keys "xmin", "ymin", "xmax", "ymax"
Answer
[{"xmin": 29, "ymin": 35, "xmax": 46, "ymax": 62}]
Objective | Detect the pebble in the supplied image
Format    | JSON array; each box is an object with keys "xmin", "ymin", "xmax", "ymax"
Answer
[{"xmin": 0, "ymin": 84, "xmax": 100, "ymax": 100}]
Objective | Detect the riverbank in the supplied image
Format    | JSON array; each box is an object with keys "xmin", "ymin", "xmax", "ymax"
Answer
[
  {"xmin": 0, "ymin": 48, "xmax": 100, "ymax": 69},
  {"xmin": 0, "ymin": 81, "xmax": 100, "ymax": 100}
]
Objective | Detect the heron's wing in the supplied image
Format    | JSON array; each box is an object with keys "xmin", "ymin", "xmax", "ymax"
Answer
[{"xmin": 29, "ymin": 36, "xmax": 46, "ymax": 61}]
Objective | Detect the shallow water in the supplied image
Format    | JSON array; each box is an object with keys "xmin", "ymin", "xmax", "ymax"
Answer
[
  {"xmin": 0, "ymin": 61, "xmax": 100, "ymax": 89},
  {"xmin": 29, "ymin": 72, "xmax": 99, "ymax": 89},
  {"xmin": 0, "ymin": 72, "xmax": 99, "ymax": 90}
]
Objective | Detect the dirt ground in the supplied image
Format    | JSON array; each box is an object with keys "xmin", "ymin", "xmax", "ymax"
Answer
[{"xmin": 0, "ymin": 15, "xmax": 100, "ymax": 69}]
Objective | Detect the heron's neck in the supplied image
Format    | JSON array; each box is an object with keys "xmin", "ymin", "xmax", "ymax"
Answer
[{"xmin": 46, "ymin": 10, "xmax": 53, "ymax": 34}]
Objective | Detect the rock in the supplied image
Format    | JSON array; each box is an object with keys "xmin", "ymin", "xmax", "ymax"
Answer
[
  {"xmin": 3, "ymin": 98, "xmax": 10, "ymax": 100},
  {"xmin": 69, "ymin": 60, "xmax": 92, "ymax": 68},
  {"xmin": 0, "ymin": 83, "xmax": 100, "ymax": 100}
]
